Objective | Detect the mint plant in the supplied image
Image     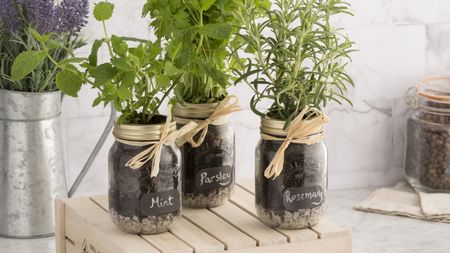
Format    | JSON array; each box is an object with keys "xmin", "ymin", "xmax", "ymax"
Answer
[
  {"xmin": 12, "ymin": 1, "xmax": 179, "ymax": 124},
  {"xmin": 143, "ymin": 0, "xmax": 270, "ymax": 104},
  {"xmin": 235, "ymin": 0, "xmax": 355, "ymax": 127}
]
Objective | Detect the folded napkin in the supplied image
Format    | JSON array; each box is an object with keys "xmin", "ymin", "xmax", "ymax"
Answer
[{"xmin": 354, "ymin": 182, "xmax": 450, "ymax": 223}]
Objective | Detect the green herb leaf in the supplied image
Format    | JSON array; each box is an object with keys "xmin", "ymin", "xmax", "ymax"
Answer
[
  {"xmin": 112, "ymin": 58, "xmax": 132, "ymax": 71},
  {"xmin": 155, "ymin": 74, "xmax": 170, "ymax": 88},
  {"xmin": 111, "ymin": 35, "xmax": 128, "ymax": 57},
  {"xmin": 199, "ymin": 24, "xmax": 232, "ymax": 40},
  {"xmin": 92, "ymin": 63, "xmax": 117, "ymax": 84},
  {"xmin": 56, "ymin": 66, "xmax": 84, "ymax": 97},
  {"xmin": 164, "ymin": 62, "xmax": 182, "ymax": 76},
  {"xmin": 11, "ymin": 51, "xmax": 47, "ymax": 80},
  {"xmin": 89, "ymin": 40, "xmax": 103, "ymax": 66},
  {"xmin": 202, "ymin": 0, "xmax": 216, "ymax": 10},
  {"xmin": 117, "ymin": 84, "xmax": 132, "ymax": 100},
  {"xmin": 94, "ymin": 2, "xmax": 114, "ymax": 21}
]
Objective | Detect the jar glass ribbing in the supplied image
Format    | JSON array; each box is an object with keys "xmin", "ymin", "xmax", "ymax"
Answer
[
  {"xmin": 255, "ymin": 135, "xmax": 327, "ymax": 229},
  {"xmin": 405, "ymin": 78, "xmax": 450, "ymax": 193},
  {"xmin": 108, "ymin": 119, "xmax": 182, "ymax": 234}
]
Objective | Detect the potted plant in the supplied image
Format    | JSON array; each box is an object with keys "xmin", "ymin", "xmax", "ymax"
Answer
[
  {"xmin": 29, "ymin": 1, "xmax": 197, "ymax": 234},
  {"xmin": 0, "ymin": 0, "xmax": 88, "ymax": 238},
  {"xmin": 235, "ymin": 0, "xmax": 354, "ymax": 228},
  {"xmin": 143, "ymin": 0, "xmax": 269, "ymax": 208}
]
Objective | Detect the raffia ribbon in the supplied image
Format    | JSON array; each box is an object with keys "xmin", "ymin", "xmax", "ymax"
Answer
[
  {"xmin": 175, "ymin": 95, "xmax": 241, "ymax": 147},
  {"xmin": 261, "ymin": 106, "xmax": 329, "ymax": 179},
  {"xmin": 113, "ymin": 107, "xmax": 198, "ymax": 178}
]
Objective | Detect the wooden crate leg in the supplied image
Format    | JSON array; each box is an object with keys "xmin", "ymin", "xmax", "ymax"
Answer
[{"xmin": 55, "ymin": 199, "xmax": 66, "ymax": 253}]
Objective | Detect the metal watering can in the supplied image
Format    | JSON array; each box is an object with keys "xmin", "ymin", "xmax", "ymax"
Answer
[{"xmin": 0, "ymin": 89, "xmax": 115, "ymax": 238}]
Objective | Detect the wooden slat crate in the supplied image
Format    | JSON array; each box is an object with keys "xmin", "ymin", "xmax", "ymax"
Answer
[{"xmin": 55, "ymin": 181, "xmax": 351, "ymax": 253}]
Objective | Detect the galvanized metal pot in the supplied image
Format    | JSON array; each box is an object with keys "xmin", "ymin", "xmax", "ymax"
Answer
[{"xmin": 0, "ymin": 89, "xmax": 67, "ymax": 238}]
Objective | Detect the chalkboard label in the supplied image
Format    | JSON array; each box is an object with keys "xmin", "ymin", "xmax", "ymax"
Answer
[
  {"xmin": 283, "ymin": 186, "xmax": 324, "ymax": 210},
  {"xmin": 195, "ymin": 166, "xmax": 232, "ymax": 191},
  {"xmin": 140, "ymin": 189, "xmax": 180, "ymax": 216}
]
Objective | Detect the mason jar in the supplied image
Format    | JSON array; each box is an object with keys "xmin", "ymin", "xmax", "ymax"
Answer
[
  {"xmin": 108, "ymin": 116, "xmax": 182, "ymax": 234},
  {"xmin": 255, "ymin": 117, "xmax": 327, "ymax": 229},
  {"xmin": 174, "ymin": 102, "xmax": 235, "ymax": 208},
  {"xmin": 405, "ymin": 77, "xmax": 450, "ymax": 193}
]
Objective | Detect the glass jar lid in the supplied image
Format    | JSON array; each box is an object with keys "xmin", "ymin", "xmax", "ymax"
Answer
[{"xmin": 417, "ymin": 77, "xmax": 450, "ymax": 102}]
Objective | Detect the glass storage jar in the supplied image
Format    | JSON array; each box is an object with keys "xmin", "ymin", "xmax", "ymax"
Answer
[
  {"xmin": 405, "ymin": 77, "xmax": 450, "ymax": 193},
  {"xmin": 255, "ymin": 117, "xmax": 327, "ymax": 229},
  {"xmin": 108, "ymin": 116, "xmax": 182, "ymax": 234},
  {"xmin": 174, "ymin": 102, "xmax": 235, "ymax": 208}
]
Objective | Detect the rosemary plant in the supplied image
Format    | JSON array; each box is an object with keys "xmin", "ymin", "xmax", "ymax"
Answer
[
  {"xmin": 144, "ymin": 0, "xmax": 270, "ymax": 104},
  {"xmin": 0, "ymin": 0, "xmax": 88, "ymax": 92},
  {"xmin": 235, "ymin": 0, "xmax": 355, "ymax": 126}
]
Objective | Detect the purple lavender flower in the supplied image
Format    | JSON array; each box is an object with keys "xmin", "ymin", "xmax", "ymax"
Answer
[
  {"xmin": 0, "ymin": 0, "xmax": 89, "ymax": 36},
  {"xmin": 0, "ymin": 0, "xmax": 20, "ymax": 32},
  {"xmin": 27, "ymin": 0, "xmax": 57, "ymax": 34},
  {"xmin": 55, "ymin": 0, "xmax": 89, "ymax": 35}
]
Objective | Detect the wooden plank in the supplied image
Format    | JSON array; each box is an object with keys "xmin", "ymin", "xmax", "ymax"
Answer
[
  {"xmin": 55, "ymin": 199, "xmax": 66, "ymax": 253},
  {"xmin": 230, "ymin": 186, "xmax": 318, "ymax": 243},
  {"xmin": 210, "ymin": 201, "xmax": 287, "ymax": 246},
  {"xmin": 142, "ymin": 232, "xmax": 193, "ymax": 253},
  {"xmin": 90, "ymin": 195, "xmax": 193, "ymax": 253},
  {"xmin": 183, "ymin": 207, "xmax": 256, "ymax": 251},
  {"xmin": 229, "ymin": 236, "xmax": 350, "ymax": 253},
  {"xmin": 238, "ymin": 180, "xmax": 255, "ymax": 194},
  {"xmin": 170, "ymin": 218, "xmax": 225, "ymax": 253},
  {"xmin": 311, "ymin": 218, "xmax": 351, "ymax": 239},
  {"xmin": 64, "ymin": 198, "xmax": 159, "ymax": 253}
]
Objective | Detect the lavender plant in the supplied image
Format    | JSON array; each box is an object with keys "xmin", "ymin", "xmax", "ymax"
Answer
[{"xmin": 0, "ymin": 0, "xmax": 88, "ymax": 92}]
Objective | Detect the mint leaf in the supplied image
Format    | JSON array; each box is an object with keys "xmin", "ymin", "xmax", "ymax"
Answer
[
  {"xmin": 112, "ymin": 58, "xmax": 132, "ymax": 71},
  {"xmin": 202, "ymin": 0, "xmax": 216, "ymax": 10},
  {"xmin": 117, "ymin": 84, "xmax": 132, "ymax": 100},
  {"xmin": 199, "ymin": 24, "xmax": 232, "ymax": 40},
  {"xmin": 92, "ymin": 63, "xmax": 117, "ymax": 84},
  {"xmin": 11, "ymin": 51, "xmax": 47, "ymax": 80},
  {"xmin": 94, "ymin": 2, "xmax": 114, "ymax": 21},
  {"xmin": 156, "ymin": 74, "xmax": 170, "ymax": 88},
  {"xmin": 111, "ymin": 35, "xmax": 128, "ymax": 56},
  {"xmin": 89, "ymin": 40, "xmax": 103, "ymax": 66},
  {"xmin": 56, "ymin": 67, "xmax": 84, "ymax": 97},
  {"xmin": 164, "ymin": 62, "xmax": 182, "ymax": 76}
]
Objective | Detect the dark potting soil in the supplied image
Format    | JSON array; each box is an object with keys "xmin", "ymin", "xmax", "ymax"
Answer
[
  {"xmin": 108, "ymin": 142, "xmax": 182, "ymax": 234},
  {"xmin": 255, "ymin": 140, "xmax": 327, "ymax": 229},
  {"xmin": 406, "ymin": 110, "xmax": 450, "ymax": 191},
  {"xmin": 178, "ymin": 122, "xmax": 235, "ymax": 208}
]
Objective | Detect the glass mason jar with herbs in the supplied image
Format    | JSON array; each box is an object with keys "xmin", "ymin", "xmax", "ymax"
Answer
[
  {"xmin": 173, "ymin": 98, "xmax": 239, "ymax": 208},
  {"xmin": 236, "ymin": 0, "xmax": 354, "ymax": 228},
  {"xmin": 43, "ymin": 2, "xmax": 197, "ymax": 233},
  {"xmin": 405, "ymin": 77, "xmax": 450, "ymax": 193},
  {"xmin": 146, "ymin": 1, "xmax": 245, "ymax": 207},
  {"xmin": 110, "ymin": 116, "xmax": 183, "ymax": 234}
]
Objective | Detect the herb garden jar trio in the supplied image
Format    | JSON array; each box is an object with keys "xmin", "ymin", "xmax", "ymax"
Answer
[{"xmin": 4, "ymin": 0, "xmax": 355, "ymax": 235}]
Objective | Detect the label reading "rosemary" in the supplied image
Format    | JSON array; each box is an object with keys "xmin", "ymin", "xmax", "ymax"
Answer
[
  {"xmin": 140, "ymin": 189, "xmax": 180, "ymax": 216},
  {"xmin": 283, "ymin": 186, "xmax": 324, "ymax": 210},
  {"xmin": 195, "ymin": 166, "xmax": 233, "ymax": 191}
]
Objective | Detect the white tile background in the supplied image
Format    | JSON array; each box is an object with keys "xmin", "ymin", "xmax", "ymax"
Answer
[{"xmin": 62, "ymin": 0, "xmax": 450, "ymax": 196}]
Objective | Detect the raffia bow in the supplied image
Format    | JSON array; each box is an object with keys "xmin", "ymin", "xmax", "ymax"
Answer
[
  {"xmin": 261, "ymin": 106, "xmax": 329, "ymax": 179},
  {"xmin": 176, "ymin": 95, "xmax": 241, "ymax": 147},
  {"xmin": 114, "ymin": 107, "xmax": 198, "ymax": 178}
]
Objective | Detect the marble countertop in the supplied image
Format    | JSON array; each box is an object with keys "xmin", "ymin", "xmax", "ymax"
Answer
[{"xmin": 1, "ymin": 187, "xmax": 449, "ymax": 253}]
